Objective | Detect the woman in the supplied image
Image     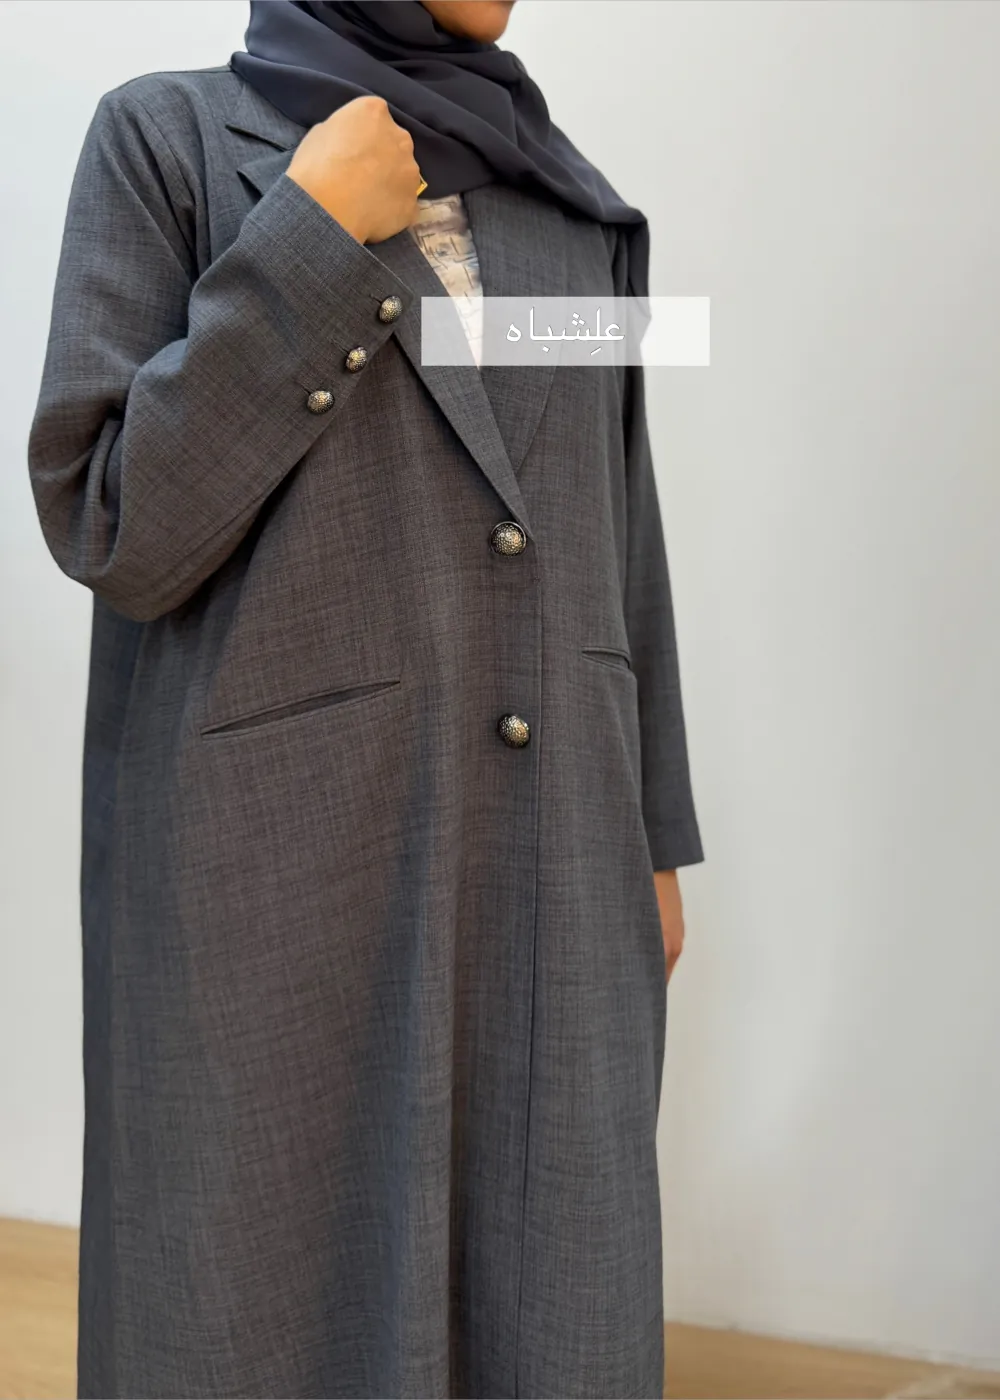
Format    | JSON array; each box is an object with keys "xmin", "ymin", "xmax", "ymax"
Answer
[{"xmin": 28, "ymin": 2, "xmax": 704, "ymax": 1396}]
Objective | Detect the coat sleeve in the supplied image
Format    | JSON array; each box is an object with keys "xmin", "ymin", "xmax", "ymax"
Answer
[
  {"xmin": 27, "ymin": 84, "xmax": 413, "ymax": 623},
  {"xmin": 621, "ymin": 351, "xmax": 705, "ymax": 872}
]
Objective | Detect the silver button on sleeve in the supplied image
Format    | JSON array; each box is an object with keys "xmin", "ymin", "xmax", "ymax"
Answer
[{"xmin": 306, "ymin": 389, "xmax": 334, "ymax": 414}]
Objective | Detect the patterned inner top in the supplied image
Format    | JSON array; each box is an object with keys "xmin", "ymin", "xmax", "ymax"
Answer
[{"xmin": 408, "ymin": 193, "xmax": 484, "ymax": 369}]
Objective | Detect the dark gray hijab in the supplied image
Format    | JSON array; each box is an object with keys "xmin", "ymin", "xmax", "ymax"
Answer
[{"xmin": 229, "ymin": 0, "xmax": 649, "ymax": 294}]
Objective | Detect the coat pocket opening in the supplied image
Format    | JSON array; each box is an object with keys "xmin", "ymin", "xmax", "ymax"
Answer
[
  {"xmin": 201, "ymin": 678, "xmax": 401, "ymax": 738},
  {"xmin": 580, "ymin": 646, "xmax": 634, "ymax": 673}
]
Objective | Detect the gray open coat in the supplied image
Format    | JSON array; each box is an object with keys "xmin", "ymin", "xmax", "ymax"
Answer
[{"xmin": 28, "ymin": 64, "xmax": 704, "ymax": 1400}]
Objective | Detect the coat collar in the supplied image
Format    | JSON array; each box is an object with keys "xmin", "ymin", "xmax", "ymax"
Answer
[
  {"xmin": 224, "ymin": 67, "xmax": 304, "ymax": 151},
  {"xmin": 224, "ymin": 75, "xmax": 566, "ymax": 529}
]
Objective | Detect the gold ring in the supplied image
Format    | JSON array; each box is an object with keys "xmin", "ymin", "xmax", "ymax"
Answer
[{"xmin": 416, "ymin": 175, "xmax": 428, "ymax": 196}]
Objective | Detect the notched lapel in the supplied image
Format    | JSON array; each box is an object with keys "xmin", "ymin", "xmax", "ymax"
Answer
[
  {"xmin": 366, "ymin": 231, "xmax": 532, "ymax": 532},
  {"xmin": 227, "ymin": 77, "xmax": 303, "ymax": 203},
  {"xmin": 235, "ymin": 143, "xmax": 297, "ymax": 200},
  {"xmin": 465, "ymin": 184, "xmax": 568, "ymax": 477},
  {"xmin": 223, "ymin": 74, "xmax": 533, "ymax": 533},
  {"xmin": 224, "ymin": 67, "xmax": 303, "ymax": 151}
]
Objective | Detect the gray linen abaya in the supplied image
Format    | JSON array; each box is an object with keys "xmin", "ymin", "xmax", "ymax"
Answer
[{"xmin": 27, "ymin": 66, "xmax": 704, "ymax": 1400}]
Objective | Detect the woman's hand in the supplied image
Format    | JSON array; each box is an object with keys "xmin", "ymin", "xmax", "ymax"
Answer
[
  {"xmin": 653, "ymin": 869, "xmax": 685, "ymax": 982},
  {"xmin": 286, "ymin": 95, "xmax": 421, "ymax": 245}
]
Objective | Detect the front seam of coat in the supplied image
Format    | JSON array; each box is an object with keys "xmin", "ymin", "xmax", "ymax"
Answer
[{"xmin": 512, "ymin": 591, "xmax": 545, "ymax": 1400}]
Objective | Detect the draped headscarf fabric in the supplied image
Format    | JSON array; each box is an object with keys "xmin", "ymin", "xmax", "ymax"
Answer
[{"xmin": 229, "ymin": 1, "xmax": 650, "ymax": 295}]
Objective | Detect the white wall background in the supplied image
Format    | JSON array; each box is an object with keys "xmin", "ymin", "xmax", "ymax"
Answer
[{"xmin": 2, "ymin": 0, "xmax": 999, "ymax": 1373}]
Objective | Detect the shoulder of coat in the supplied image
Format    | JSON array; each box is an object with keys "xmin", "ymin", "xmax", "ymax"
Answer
[{"xmin": 94, "ymin": 65, "xmax": 240, "ymax": 152}]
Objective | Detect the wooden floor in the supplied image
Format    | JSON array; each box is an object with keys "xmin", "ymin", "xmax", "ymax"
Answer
[{"xmin": 2, "ymin": 1217, "xmax": 999, "ymax": 1400}]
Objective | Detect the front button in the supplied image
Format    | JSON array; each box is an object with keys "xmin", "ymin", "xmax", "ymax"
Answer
[
  {"xmin": 306, "ymin": 388, "xmax": 334, "ymax": 414},
  {"xmin": 490, "ymin": 521, "xmax": 526, "ymax": 555},
  {"xmin": 345, "ymin": 346, "xmax": 368, "ymax": 372},
  {"xmin": 378, "ymin": 295, "xmax": 403, "ymax": 323},
  {"xmin": 497, "ymin": 714, "xmax": 531, "ymax": 748}
]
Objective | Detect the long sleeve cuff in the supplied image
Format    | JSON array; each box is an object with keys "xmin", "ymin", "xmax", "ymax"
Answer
[{"xmin": 646, "ymin": 815, "xmax": 705, "ymax": 872}]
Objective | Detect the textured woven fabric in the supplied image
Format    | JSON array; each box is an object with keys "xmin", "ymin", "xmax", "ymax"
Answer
[
  {"xmin": 28, "ymin": 65, "xmax": 704, "ymax": 1400},
  {"xmin": 409, "ymin": 193, "xmax": 484, "ymax": 366}
]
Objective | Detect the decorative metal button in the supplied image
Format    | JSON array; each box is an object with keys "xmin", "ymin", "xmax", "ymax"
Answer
[
  {"xmin": 378, "ymin": 295, "xmax": 403, "ymax": 323},
  {"xmin": 345, "ymin": 346, "xmax": 368, "ymax": 373},
  {"xmin": 306, "ymin": 388, "xmax": 334, "ymax": 414},
  {"xmin": 490, "ymin": 521, "xmax": 527, "ymax": 556},
  {"xmin": 497, "ymin": 713, "xmax": 531, "ymax": 748}
]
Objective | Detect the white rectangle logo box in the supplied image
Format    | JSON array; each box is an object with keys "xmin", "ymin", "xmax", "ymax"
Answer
[{"xmin": 419, "ymin": 295, "xmax": 710, "ymax": 367}]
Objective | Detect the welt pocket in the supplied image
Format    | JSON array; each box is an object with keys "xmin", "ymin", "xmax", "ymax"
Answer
[
  {"xmin": 580, "ymin": 646, "xmax": 634, "ymax": 674},
  {"xmin": 200, "ymin": 678, "xmax": 401, "ymax": 738}
]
